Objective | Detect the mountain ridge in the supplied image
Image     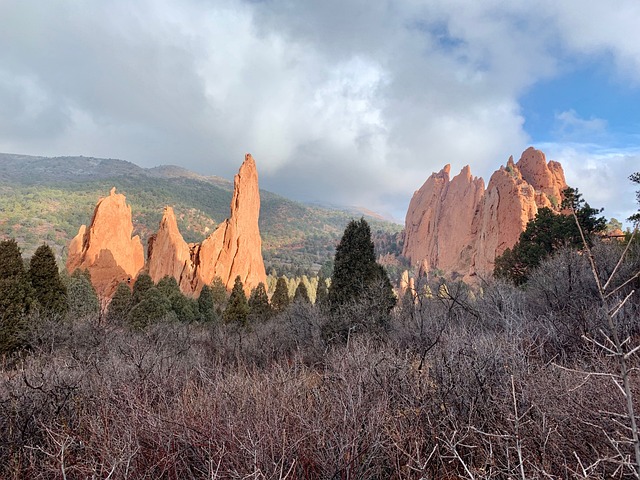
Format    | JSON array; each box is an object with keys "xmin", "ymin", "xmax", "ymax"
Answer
[{"xmin": 0, "ymin": 152, "xmax": 401, "ymax": 277}]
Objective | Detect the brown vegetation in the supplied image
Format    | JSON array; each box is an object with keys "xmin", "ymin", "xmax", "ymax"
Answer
[{"xmin": 1, "ymin": 239, "xmax": 640, "ymax": 478}]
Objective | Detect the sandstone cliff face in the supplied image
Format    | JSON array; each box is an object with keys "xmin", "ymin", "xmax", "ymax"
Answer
[
  {"xmin": 403, "ymin": 147, "xmax": 568, "ymax": 279},
  {"xmin": 66, "ymin": 188, "xmax": 145, "ymax": 297},
  {"xmin": 146, "ymin": 206, "xmax": 193, "ymax": 291},
  {"xmin": 147, "ymin": 154, "xmax": 267, "ymax": 296},
  {"xmin": 403, "ymin": 164, "xmax": 485, "ymax": 274}
]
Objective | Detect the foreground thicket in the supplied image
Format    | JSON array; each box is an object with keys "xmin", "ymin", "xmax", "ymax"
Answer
[{"xmin": 1, "ymin": 238, "xmax": 639, "ymax": 479}]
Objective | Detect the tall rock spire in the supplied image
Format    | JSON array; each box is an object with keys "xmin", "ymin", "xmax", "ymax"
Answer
[
  {"xmin": 66, "ymin": 188, "xmax": 145, "ymax": 297},
  {"xmin": 147, "ymin": 153, "xmax": 267, "ymax": 295}
]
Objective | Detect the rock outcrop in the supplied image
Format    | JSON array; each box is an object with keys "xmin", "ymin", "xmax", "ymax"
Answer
[
  {"xmin": 147, "ymin": 154, "xmax": 267, "ymax": 296},
  {"xmin": 66, "ymin": 188, "xmax": 145, "ymax": 297},
  {"xmin": 403, "ymin": 164, "xmax": 485, "ymax": 275},
  {"xmin": 403, "ymin": 147, "xmax": 568, "ymax": 279}
]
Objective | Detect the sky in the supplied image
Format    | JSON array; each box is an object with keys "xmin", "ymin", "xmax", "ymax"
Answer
[{"xmin": 1, "ymin": 0, "xmax": 639, "ymax": 225}]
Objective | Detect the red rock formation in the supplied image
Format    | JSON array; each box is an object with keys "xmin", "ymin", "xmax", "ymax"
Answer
[
  {"xmin": 147, "ymin": 154, "xmax": 267, "ymax": 296},
  {"xmin": 403, "ymin": 164, "xmax": 484, "ymax": 274},
  {"xmin": 146, "ymin": 206, "xmax": 192, "ymax": 292},
  {"xmin": 66, "ymin": 188, "xmax": 144, "ymax": 297},
  {"xmin": 403, "ymin": 147, "xmax": 568, "ymax": 279}
]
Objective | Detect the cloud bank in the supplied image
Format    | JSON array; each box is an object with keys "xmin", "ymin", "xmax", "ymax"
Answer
[{"xmin": 0, "ymin": 0, "xmax": 638, "ymax": 221}]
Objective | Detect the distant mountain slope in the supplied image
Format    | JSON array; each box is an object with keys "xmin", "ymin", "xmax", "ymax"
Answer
[{"xmin": 0, "ymin": 153, "xmax": 402, "ymax": 276}]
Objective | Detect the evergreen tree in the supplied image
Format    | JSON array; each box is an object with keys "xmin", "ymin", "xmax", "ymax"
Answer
[
  {"xmin": 132, "ymin": 273, "xmax": 154, "ymax": 305},
  {"xmin": 630, "ymin": 172, "xmax": 640, "ymax": 224},
  {"xmin": 271, "ymin": 276, "xmax": 290, "ymax": 313},
  {"xmin": 210, "ymin": 276, "xmax": 228, "ymax": 310},
  {"xmin": 223, "ymin": 276, "xmax": 249, "ymax": 325},
  {"xmin": 293, "ymin": 281, "xmax": 310, "ymax": 304},
  {"xmin": 495, "ymin": 188, "xmax": 606, "ymax": 285},
  {"xmin": 322, "ymin": 219, "xmax": 396, "ymax": 342},
  {"xmin": 328, "ymin": 218, "xmax": 395, "ymax": 313},
  {"xmin": 400, "ymin": 288, "xmax": 415, "ymax": 321},
  {"xmin": 156, "ymin": 275, "xmax": 181, "ymax": 299},
  {"xmin": 197, "ymin": 284, "xmax": 218, "ymax": 322},
  {"xmin": 127, "ymin": 287, "xmax": 171, "ymax": 329},
  {"xmin": 106, "ymin": 282, "xmax": 133, "ymax": 324},
  {"xmin": 562, "ymin": 187, "xmax": 607, "ymax": 240},
  {"xmin": 248, "ymin": 282, "xmax": 272, "ymax": 321},
  {"xmin": 67, "ymin": 269, "xmax": 100, "ymax": 318},
  {"xmin": 28, "ymin": 244, "xmax": 68, "ymax": 317},
  {"xmin": 0, "ymin": 239, "xmax": 33, "ymax": 355},
  {"xmin": 0, "ymin": 239, "xmax": 25, "ymax": 279},
  {"xmin": 155, "ymin": 275, "xmax": 198, "ymax": 323},
  {"xmin": 315, "ymin": 276, "xmax": 328, "ymax": 307},
  {"xmin": 172, "ymin": 294, "xmax": 199, "ymax": 323}
]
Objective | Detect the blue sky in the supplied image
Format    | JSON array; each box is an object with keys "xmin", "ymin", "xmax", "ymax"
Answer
[
  {"xmin": 520, "ymin": 61, "xmax": 640, "ymax": 226},
  {"xmin": 522, "ymin": 63, "xmax": 640, "ymax": 146},
  {"xmin": 0, "ymin": 0, "xmax": 638, "ymax": 224}
]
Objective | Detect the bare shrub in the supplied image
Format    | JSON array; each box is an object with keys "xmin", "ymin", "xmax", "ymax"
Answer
[{"xmin": 1, "ymin": 242, "xmax": 639, "ymax": 478}]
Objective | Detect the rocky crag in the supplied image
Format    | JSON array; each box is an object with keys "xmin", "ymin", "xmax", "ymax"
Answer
[
  {"xmin": 147, "ymin": 154, "xmax": 266, "ymax": 295},
  {"xmin": 67, "ymin": 154, "xmax": 266, "ymax": 298},
  {"xmin": 66, "ymin": 188, "xmax": 145, "ymax": 298},
  {"xmin": 403, "ymin": 147, "xmax": 568, "ymax": 279}
]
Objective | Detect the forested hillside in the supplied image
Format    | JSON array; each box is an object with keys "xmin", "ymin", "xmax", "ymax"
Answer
[{"xmin": 0, "ymin": 153, "xmax": 402, "ymax": 276}]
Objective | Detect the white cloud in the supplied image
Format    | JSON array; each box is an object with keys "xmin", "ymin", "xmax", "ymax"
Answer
[
  {"xmin": 554, "ymin": 109, "xmax": 608, "ymax": 139},
  {"xmin": 544, "ymin": 1, "xmax": 640, "ymax": 81},
  {"xmin": 0, "ymin": 0, "xmax": 638, "ymax": 222},
  {"xmin": 539, "ymin": 142, "xmax": 640, "ymax": 227}
]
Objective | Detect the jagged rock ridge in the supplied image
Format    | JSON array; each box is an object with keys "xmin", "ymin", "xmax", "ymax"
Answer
[
  {"xmin": 147, "ymin": 153, "xmax": 266, "ymax": 296},
  {"xmin": 66, "ymin": 187, "xmax": 145, "ymax": 298},
  {"xmin": 402, "ymin": 147, "xmax": 568, "ymax": 279},
  {"xmin": 67, "ymin": 154, "xmax": 267, "ymax": 298}
]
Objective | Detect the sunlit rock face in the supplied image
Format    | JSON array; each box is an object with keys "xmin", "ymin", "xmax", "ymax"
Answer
[
  {"xmin": 403, "ymin": 147, "xmax": 568, "ymax": 280},
  {"xmin": 147, "ymin": 154, "xmax": 267, "ymax": 296},
  {"xmin": 66, "ymin": 188, "xmax": 145, "ymax": 298},
  {"xmin": 67, "ymin": 154, "xmax": 267, "ymax": 298}
]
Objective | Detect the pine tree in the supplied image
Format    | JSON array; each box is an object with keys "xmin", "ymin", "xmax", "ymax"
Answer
[
  {"xmin": 293, "ymin": 281, "xmax": 310, "ymax": 304},
  {"xmin": 28, "ymin": 244, "xmax": 68, "ymax": 317},
  {"xmin": 156, "ymin": 275, "xmax": 181, "ymax": 299},
  {"xmin": 315, "ymin": 276, "xmax": 328, "ymax": 308},
  {"xmin": 198, "ymin": 285, "xmax": 218, "ymax": 322},
  {"xmin": 248, "ymin": 282, "xmax": 272, "ymax": 321},
  {"xmin": 328, "ymin": 218, "xmax": 395, "ymax": 313},
  {"xmin": 0, "ymin": 239, "xmax": 33, "ymax": 354},
  {"xmin": 155, "ymin": 276, "xmax": 198, "ymax": 323},
  {"xmin": 0, "ymin": 239, "xmax": 25, "ymax": 279},
  {"xmin": 0, "ymin": 279, "xmax": 32, "ymax": 354},
  {"xmin": 271, "ymin": 276, "xmax": 290, "ymax": 313},
  {"xmin": 172, "ymin": 294, "xmax": 199, "ymax": 323},
  {"xmin": 210, "ymin": 276, "xmax": 228, "ymax": 310},
  {"xmin": 495, "ymin": 188, "xmax": 606, "ymax": 285},
  {"xmin": 132, "ymin": 273, "xmax": 154, "ymax": 305},
  {"xmin": 106, "ymin": 282, "xmax": 133, "ymax": 324},
  {"xmin": 67, "ymin": 269, "xmax": 100, "ymax": 318},
  {"xmin": 127, "ymin": 287, "xmax": 171, "ymax": 329},
  {"xmin": 223, "ymin": 276, "xmax": 249, "ymax": 325}
]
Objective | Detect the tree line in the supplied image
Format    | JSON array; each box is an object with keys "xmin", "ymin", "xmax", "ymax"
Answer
[
  {"xmin": 1, "ymin": 174, "xmax": 638, "ymax": 477},
  {"xmin": 0, "ymin": 217, "xmax": 396, "ymax": 356}
]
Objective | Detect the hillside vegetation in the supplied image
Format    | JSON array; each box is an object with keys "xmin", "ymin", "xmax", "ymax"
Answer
[
  {"xmin": 0, "ymin": 153, "xmax": 401, "ymax": 276},
  {"xmin": 1, "ymin": 171, "xmax": 639, "ymax": 478},
  {"xmin": 1, "ymin": 235, "xmax": 640, "ymax": 478}
]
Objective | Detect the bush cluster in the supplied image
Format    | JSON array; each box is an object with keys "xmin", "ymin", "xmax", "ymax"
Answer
[{"xmin": 1, "ymin": 237, "xmax": 639, "ymax": 478}]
